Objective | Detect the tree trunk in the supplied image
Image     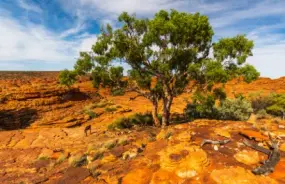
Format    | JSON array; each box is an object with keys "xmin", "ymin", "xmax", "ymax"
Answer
[
  {"xmin": 162, "ymin": 96, "xmax": 173, "ymax": 127},
  {"xmin": 152, "ymin": 100, "xmax": 160, "ymax": 127}
]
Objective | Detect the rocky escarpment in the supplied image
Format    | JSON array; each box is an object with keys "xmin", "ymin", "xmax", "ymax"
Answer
[{"xmin": 0, "ymin": 72, "xmax": 97, "ymax": 130}]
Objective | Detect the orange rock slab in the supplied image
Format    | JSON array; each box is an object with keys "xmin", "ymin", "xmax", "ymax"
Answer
[
  {"xmin": 239, "ymin": 130, "xmax": 269, "ymax": 141},
  {"xmin": 122, "ymin": 168, "xmax": 153, "ymax": 184},
  {"xmin": 210, "ymin": 166, "xmax": 278, "ymax": 184}
]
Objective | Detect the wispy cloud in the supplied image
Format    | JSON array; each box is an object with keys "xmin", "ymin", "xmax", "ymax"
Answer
[
  {"xmin": 18, "ymin": 0, "xmax": 42, "ymax": 13},
  {"xmin": 211, "ymin": 0, "xmax": 285, "ymax": 28},
  {"xmin": 0, "ymin": 8, "xmax": 96, "ymax": 70}
]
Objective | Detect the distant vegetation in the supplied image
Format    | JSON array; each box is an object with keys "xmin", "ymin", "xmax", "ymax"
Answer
[
  {"xmin": 184, "ymin": 94, "xmax": 253, "ymax": 121},
  {"xmin": 58, "ymin": 69, "xmax": 77, "ymax": 88},
  {"xmin": 59, "ymin": 9, "xmax": 259, "ymax": 127},
  {"xmin": 249, "ymin": 93, "xmax": 285, "ymax": 119},
  {"xmin": 108, "ymin": 112, "xmax": 159, "ymax": 130}
]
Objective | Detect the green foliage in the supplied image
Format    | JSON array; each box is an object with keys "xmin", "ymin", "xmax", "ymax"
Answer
[
  {"xmin": 239, "ymin": 64, "xmax": 260, "ymax": 83},
  {"xmin": 218, "ymin": 96, "xmax": 253, "ymax": 121},
  {"xmin": 184, "ymin": 93, "xmax": 218, "ymax": 120},
  {"xmin": 59, "ymin": 69, "xmax": 77, "ymax": 88},
  {"xmin": 249, "ymin": 93, "xmax": 285, "ymax": 118},
  {"xmin": 92, "ymin": 151, "xmax": 104, "ymax": 161},
  {"xmin": 185, "ymin": 95, "xmax": 253, "ymax": 121},
  {"xmin": 266, "ymin": 94, "xmax": 285, "ymax": 117},
  {"xmin": 248, "ymin": 92, "xmax": 272, "ymax": 113},
  {"xmin": 56, "ymin": 154, "xmax": 67, "ymax": 164},
  {"xmin": 104, "ymin": 140, "xmax": 118, "ymax": 149},
  {"xmin": 256, "ymin": 109, "xmax": 270, "ymax": 119},
  {"xmin": 104, "ymin": 106, "xmax": 117, "ymax": 112},
  {"xmin": 69, "ymin": 154, "xmax": 87, "ymax": 167},
  {"xmin": 74, "ymin": 52, "xmax": 94, "ymax": 75},
  {"xmin": 108, "ymin": 112, "xmax": 157, "ymax": 130},
  {"xmin": 111, "ymin": 88, "xmax": 125, "ymax": 96},
  {"xmin": 83, "ymin": 109, "xmax": 97, "ymax": 119},
  {"xmin": 93, "ymin": 100, "xmax": 113, "ymax": 108},
  {"xmin": 37, "ymin": 155, "xmax": 49, "ymax": 161},
  {"xmin": 69, "ymin": 9, "xmax": 259, "ymax": 126}
]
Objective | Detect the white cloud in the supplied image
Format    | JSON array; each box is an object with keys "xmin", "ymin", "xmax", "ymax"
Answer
[
  {"xmin": 0, "ymin": 12, "xmax": 97, "ymax": 70},
  {"xmin": 211, "ymin": 1, "xmax": 285, "ymax": 28},
  {"xmin": 18, "ymin": 0, "xmax": 42, "ymax": 13},
  {"xmin": 59, "ymin": 22, "xmax": 86, "ymax": 38},
  {"xmin": 246, "ymin": 26, "xmax": 285, "ymax": 79}
]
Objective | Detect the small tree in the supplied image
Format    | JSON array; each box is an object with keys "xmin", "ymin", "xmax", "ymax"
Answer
[
  {"xmin": 59, "ymin": 69, "xmax": 77, "ymax": 88},
  {"xmin": 68, "ymin": 9, "xmax": 259, "ymax": 127}
]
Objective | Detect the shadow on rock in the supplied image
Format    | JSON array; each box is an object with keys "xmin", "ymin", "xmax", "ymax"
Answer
[
  {"xmin": 0, "ymin": 108, "xmax": 38, "ymax": 130},
  {"xmin": 61, "ymin": 88, "xmax": 91, "ymax": 102}
]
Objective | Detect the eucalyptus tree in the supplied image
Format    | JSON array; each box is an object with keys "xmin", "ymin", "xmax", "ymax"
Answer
[{"xmin": 68, "ymin": 9, "xmax": 259, "ymax": 127}]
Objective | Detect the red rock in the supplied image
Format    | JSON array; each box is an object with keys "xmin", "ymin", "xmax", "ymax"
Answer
[
  {"xmin": 57, "ymin": 167, "xmax": 90, "ymax": 184},
  {"xmin": 122, "ymin": 168, "xmax": 153, "ymax": 184},
  {"xmin": 210, "ymin": 166, "xmax": 278, "ymax": 184},
  {"xmin": 150, "ymin": 169, "xmax": 181, "ymax": 184},
  {"xmin": 239, "ymin": 130, "xmax": 269, "ymax": 141}
]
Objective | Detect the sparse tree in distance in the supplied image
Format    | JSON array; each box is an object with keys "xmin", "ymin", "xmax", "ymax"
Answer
[
  {"xmin": 62, "ymin": 9, "xmax": 259, "ymax": 127},
  {"xmin": 59, "ymin": 69, "xmax": 77, "ymax": 89}
]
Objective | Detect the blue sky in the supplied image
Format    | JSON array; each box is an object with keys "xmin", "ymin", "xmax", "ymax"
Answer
[{"xmin": 0, "ymin": 0, "xmax": 284, "ymax": 78}]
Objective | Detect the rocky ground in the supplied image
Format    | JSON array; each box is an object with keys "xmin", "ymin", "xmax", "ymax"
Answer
[{"xmin": 0, "ymin": 71, "xmax": 285, "ymax": 184}]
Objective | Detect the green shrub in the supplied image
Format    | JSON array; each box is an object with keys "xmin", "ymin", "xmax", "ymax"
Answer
[
  {"xmin": 184, "ymin": 94, "xmax": 218, "ymax": 120},
  {"xmin": 104, "ymin": 107, "xmax": 117, "ymax": 112},
  {"xmin": 248, "ymin": 92, "xmax": 271, "ymax": 113},
  {"xmin": 266, "ymin": 94, "xmax": 285, "ymax": 118},
  {"xmin": 92, "ymin": 151, "xmax": 104, "ymax": 161},
  {"xmin": 56, "ymin": 154, "xmax": 67, "ymax": 164},
  {"xmin": 104, "ymin": 140, "xmax": 117, "ymax": 149},
  {"xmin": 218, "ymin": 96, "xmax": 253, "ymax": 121},
  {"xmin": 111, "ymin": 88, "xmax": 125, "ymax": 96},
  {"xmin": 249, "ymin": 93, "xmax": 285, "ymax": 119},
  {"xmin": 185, "ymin": 94, "xmax": 253, "ymax": 121},
  {"xmin": 69, "ymin": 154, "xmax": 87, "ymax": 167},
  {"xmin": 59, "ymin": 69, "xmax": 77, "ymax": 88},
  {"xmin": 256, "ymin": 109, "xmax": 270, "ymax": 119},
  {"xmin": 108, "ymin": 113, "xmax": 155, "ymax": 130},
  {"xmin": 94, "ymin": 100, "xmax": 113, "ymax": 108},
  {"xmin": 37, "ymin": 155, "xmax": 49, "ymax": 161},
  {"xmin": 83, "ymin": 108, "xmax": 97, "ymax": 119}
]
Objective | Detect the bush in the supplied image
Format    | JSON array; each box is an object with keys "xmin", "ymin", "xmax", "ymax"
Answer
[
  {"xmin": 94, "ymin": 100, "xmax": 113, "ymax": 108},
  {"xmin": 184, "ymin": 94, "xmax": 218, "ymax": 120},
  {"xmin": 104, "ymin": 107, "xmax": 117, "ymax": 112},
  {"xmin": 249, "ymin": 93, "xmax": 285, "ymax": 119},
  {"xmin": 184, "ymin": 94, "xmax": 253, "ymax": 121},
  {"xmin": 108, "ymin": 112, "xmax": 157, "ymax": 130},
  {"xmin": 83, "ymin": 108, "xmax": 97, "ymax": 119},
  {"xmin": 111, "ymin": 88, "xmax": 125, "ymax": 96},
  {"xmin": 218, "ymin": 96, "xmax": 253, "ymax": 121},
  {"xmin": 266, "ymin": 94, "xmax": 285, "ymax": 118},
  {"xmin": 248, "ymin": 92, "xmax": 271, "ymax": 113},
  {"xmin": 59, "ymin": 69, "xmax": 77, "ymax": 88},
  {"xmin": 256, "ymin": 109, "xmax": 270, "ymax": 119},
  {"xmin": 68, "ymin": 154, "xmax": 87, "ymax": 167}
]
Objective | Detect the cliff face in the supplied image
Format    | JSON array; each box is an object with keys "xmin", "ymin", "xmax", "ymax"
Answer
[{"xmin": 0, "ymin": 72, "xmax": 97, "ymax": 130}]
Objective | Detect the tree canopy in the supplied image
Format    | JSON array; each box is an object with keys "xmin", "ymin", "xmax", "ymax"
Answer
[{"xmin": 61, "ymin": 9, "xmax": 259, "ymax": 127}]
